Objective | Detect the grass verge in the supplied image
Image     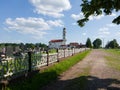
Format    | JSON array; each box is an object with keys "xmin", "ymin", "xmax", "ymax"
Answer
[
  {"xmin": 6, "ymin": 50, "xmax": 90, "ymax": 90},
  {"xmin": 104, "ymin": 49, "xmax": 120, "ymax": 71}
]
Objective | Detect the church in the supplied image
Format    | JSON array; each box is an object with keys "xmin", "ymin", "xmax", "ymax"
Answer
[{"xmin": 49, "ymin": 28, "xmax": 66, "ymax": 49}]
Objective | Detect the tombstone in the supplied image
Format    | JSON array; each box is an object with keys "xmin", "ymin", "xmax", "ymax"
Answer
[
  {"xmin": 0, "ymin": 48, "xmax": 2, "ymax": 52},
  {"xmin": 15, "ymin": 46, "xmax": 20, "ymax": 52},
  {"xmin": 6, "ymin": 46, "xmax": 13, "ymax": 57},
  {"xmin": 2, "ymin": 47, "xmax": 6, "ymax": 54}
]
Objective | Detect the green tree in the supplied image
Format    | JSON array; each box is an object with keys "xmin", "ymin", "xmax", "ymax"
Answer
[
  {"xmin": 86, "ymin": 38, "xmax": 92, "ymax": 48},
  {"xmin": 25, "ymin": 43, "xmax": 35, "ymax": 49},
  {"xmin": 93, "ymin": 38, "xmax": 102, "ymax": 48},
  {"xmin": 77, "ymin": 0, "xmax": 120, "ymax": 27},
  {"xmin": 35, "ymin": 43, "xmax": 47, "ymax": 48},
  {"xmin": 105, "ymin": 39, "xmax": 119, "ymax": 48}
]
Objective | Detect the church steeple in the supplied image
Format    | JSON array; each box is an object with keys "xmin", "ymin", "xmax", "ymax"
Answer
[
  {"xmin": 63, "ymin": 28, "xmax": 66, "ymax": 40},
  {"xmin": 63, "ymin": 28, "xmax": 66, "ymax": 44}
]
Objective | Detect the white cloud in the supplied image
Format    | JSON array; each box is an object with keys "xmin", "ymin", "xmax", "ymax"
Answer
[
  {"xmin": 29, "ymin": 0, "xmax": 71, "ymax": 18},
  {"xmin": 5, "ymin": 17, "xmax": 63, "ymax": 39},
  {"xmin": 116, "ymin": 32, "xmax": 120, "ymax": 36},
  {"xmin": 82, "ymin": 33, "xmax": 86, "ymax": 36},
  {"xmin": 72, "ymin": 22, "xmax": 77, "ymax": 26},
  {"xmin": 109, "ymin": 13, "xmax": 117, "ymax": 17},
  {"xmin": 89, "ymin": 14, "xmax": 104, "ymax": 20},
  {"xmin": 71, "ymin": 12, "xmax": 104, "ymax": 21},
  {"xmin": 99, "ymin": 27, "xmax": 109, "ymax": 32},
  {"xmin": 47, "ymin": 20, "xmax": 64, "ymax": 27},
  {"xmin": 98, "ymin": 27, "xmax": 110, "ymax": 36},
  {"xmin": 106, "ymin": 23, "xmax": 116, "ymax": 27},
  {"xmin": 71, "ymin": 13, "xmax": 84, "ymax": 20}
]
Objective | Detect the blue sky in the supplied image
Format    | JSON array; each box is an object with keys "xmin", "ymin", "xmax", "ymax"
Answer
[{"xmin": 0, "ymin": 0, "xmax": 120, "ymax": 46}]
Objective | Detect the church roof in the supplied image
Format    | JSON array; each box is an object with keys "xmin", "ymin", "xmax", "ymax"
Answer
[{"xmin": 49, "ymin": 39, "xmax": 64, "ymax": 43}]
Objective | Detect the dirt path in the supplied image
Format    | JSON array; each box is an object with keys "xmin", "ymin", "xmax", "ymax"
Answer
[{"xmin": 41, "ymin": 49, "xmax": 120, "ymax": 90}]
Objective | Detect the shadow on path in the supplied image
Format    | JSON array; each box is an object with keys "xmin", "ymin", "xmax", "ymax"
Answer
[{"xmin": 42, "ymin": 75, "xmax": 120, "ymax": 90}]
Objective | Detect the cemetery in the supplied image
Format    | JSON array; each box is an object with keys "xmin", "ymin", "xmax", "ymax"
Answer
[{"xmin": 0, "ymin": 45, "xmax": 88, "ymax": 81}]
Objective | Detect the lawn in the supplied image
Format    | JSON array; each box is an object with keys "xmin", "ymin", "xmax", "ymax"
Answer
[{"xmin": 105, "ymin": 49, "xmax": 120, "ymax": 71}]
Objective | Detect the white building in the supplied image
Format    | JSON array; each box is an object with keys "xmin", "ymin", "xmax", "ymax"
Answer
[{"xmin": 49, "ymin": 28, "xmax": 66, "ymax": 49}]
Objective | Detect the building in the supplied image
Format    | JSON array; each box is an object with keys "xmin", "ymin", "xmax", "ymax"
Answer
[
  {"xmin": 49, "ymin": 28, "xmax": 66, "ymax": 49},
  {"xmin": 68, "ymin": 42, "xmax": 80, "ymax": 48}
]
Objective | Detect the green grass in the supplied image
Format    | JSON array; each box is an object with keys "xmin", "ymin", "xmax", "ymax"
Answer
[
  {"xmin": 49, "ymin": 49, "xmax": 57, "ymax": 53},
  {"xmin": 105, "ymin": 49, "xmax": 120, "ymax": 71},
  {"xmin": 6, "ymin": 50, "xmax": 90, "ymax": 90}
]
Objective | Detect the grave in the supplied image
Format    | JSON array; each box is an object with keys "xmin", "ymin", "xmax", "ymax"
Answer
[{"xmin": 6, "ymin": 46, "xmax": 13, "ymax": 57}]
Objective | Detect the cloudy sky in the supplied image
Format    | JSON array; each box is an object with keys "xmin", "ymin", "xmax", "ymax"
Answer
[{"xmin": 0, "ymin": 0, "xmax": 120, "ymax": 46}]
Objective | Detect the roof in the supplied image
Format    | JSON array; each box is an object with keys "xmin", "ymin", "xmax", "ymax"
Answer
[
  {"xmin": 69, "ymin": 42, "xmax": 79, "ymax": 46},
  {"xmin": 49, "ymin": 39, "xmax": 64, "ymax": 43}
]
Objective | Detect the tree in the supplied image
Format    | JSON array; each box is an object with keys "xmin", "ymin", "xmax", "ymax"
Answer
[
  {"xmin": 93, "ymin": 38, "xmax": 102, "ymax": 48},
  {"xmin": 86, "ymin": 38, "xmax": 92, "ymax": 48},
  {"xmin": 105, "ymin": 39, "xmax": 119, "ymax": 48},
  {"xmin": 77, "ymin": 0, "xmax": 120, "ymax": 27},
  {"xmin": 25, "ymin": 43, "xmax": 35, "ymax": 49}
]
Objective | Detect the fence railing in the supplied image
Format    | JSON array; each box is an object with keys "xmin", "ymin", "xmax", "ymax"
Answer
[{"xmin": 0, "ymin": 48, "xmax": 89, "ymax": 80}]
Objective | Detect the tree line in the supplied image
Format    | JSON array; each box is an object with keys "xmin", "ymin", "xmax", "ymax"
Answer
[
  {"xmin": 86, "ymin": 38, "xmax": 119, "ymax": 49},
  {"xmin": 0, "ymin": 43, "xmax": 48, "ymax": 51}
]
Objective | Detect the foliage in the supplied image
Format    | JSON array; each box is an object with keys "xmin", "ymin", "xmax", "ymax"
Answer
[
  {"xmin": 0, "ymin": 43, "xmax": 48, "ymax": 51},
  {"xmin": 93, "ymin": 38, "xmax": 102, "ymax": 48},
  {"xmin": 105, "ymin": 39, "xmax": 119, "ymax": 49},
  {"xmin": 77, "ymin": 0, "xmax": 120, "ymax": 27},
  {"xmin": 86, "ymin": 38, "xmax": 92, "ymax": 48},
  {"xmin": 7, "ymin": 50, "xmax": 90, "ymax": 90}
]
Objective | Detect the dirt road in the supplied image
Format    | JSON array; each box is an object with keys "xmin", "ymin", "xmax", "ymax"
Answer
[{"xmin": 41, "ymin": 49, "xmax": 120, "ymax": 90}]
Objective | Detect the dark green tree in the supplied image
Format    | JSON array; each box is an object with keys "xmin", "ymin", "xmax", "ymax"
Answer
[
  {"xmin": 105, "ymin": 39, "xmax": 119, "ymax": 48},
  {"xmin": 25, "ymin": 43, "xmax": 35, "ymax": 49},
  {"xmin": 93, "ymin": 38, "xmax": 102, "ymax": 48},
  {"xmin": 78, "ymin": 0, "xmax": 120, "ymax": 27},
  {"xmin": 35, "ymin": 43, "xmax": 47, "ymax": 48},
  {"xmin": 86, "ymin": 38, "xmax": 92, "ymax": 48}
]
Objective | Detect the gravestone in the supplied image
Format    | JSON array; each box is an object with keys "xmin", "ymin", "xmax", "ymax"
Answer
[
  {"xmin": 2, "ymin": 47, "xmax": 6, "ymax": 54},
  {"xmin": 15, "ymin": 46, "xmax": 20, "ymax": 52},
  {"xmin": 6, "ymin": 46, "xmax": 13, "ymax": 57}
]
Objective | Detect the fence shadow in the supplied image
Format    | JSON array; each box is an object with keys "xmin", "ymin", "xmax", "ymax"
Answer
[
  {"xmin": 1, "ymin": 71, "xmax": 120, "ymax": 90},
  {"xmin": 41, "ymin": 75, "xmax": 120, "ymax": 90},
  {"xmin": 0, "ymin": 70, "xmax": 59, "ymax": 90}
]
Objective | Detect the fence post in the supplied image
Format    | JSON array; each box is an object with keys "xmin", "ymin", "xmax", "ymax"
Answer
[
  {"xmin": 28, "ymin": 51, "xmax": 32, "ymax": 72},
  {"xmin": 56, "ymin": 49, "xmax": 59, "ymax": 62},
  {"xmin": 46, "ymin": 50, "xmax": 49, "ymax": 66},
  {"xmin": 64, "ymin": 49, "xmax": 65, "ymax": 58}
]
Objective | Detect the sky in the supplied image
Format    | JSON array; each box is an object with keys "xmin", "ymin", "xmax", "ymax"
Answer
[{"xmin": 0, "ymin": 0, "xmax": 120, "ymax": 46}]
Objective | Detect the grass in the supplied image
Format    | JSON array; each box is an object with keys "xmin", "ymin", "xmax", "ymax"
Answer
[
  {"xmin": 6, "ymin": 50, "xmax": 90, "ymax": 90},
  {"xmin": 104, "ymin": 49, "xmax": 120, "ymax": 71}
]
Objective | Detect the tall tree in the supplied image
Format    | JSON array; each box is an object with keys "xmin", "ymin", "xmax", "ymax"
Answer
[
  {"xmin": 105, "ymin": 39, "xmax": 119, "ymax": 48},
  {"xmin": 86, "ymin": 38, "xmax": 92, "ymax": 48},
  {"xmin": 93, "ymin": 38, "xmax": 102, "ymax": 48},
  {"xmin": 78, "ymin": 0, "xmax": 120, "ymax": 27}
]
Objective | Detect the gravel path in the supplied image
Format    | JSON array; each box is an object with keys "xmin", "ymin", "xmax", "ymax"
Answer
[{"xmin": 41, "ymin": 49, "xmax": 120, "ymax": 90}]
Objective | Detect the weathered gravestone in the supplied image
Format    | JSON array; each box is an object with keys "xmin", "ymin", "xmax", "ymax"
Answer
[
  {"xmin": 15, "ymin": 46, "xmax": 20, "ymax": 52},
  {"xmin": 6, "ymin": 46, "xmax": 13, "ymax": 57}
]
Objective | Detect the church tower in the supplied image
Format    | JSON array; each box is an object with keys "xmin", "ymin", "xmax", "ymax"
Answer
[{"xmin": 63, "ymin": 27, "xmax": 66, "ymax": 45}]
